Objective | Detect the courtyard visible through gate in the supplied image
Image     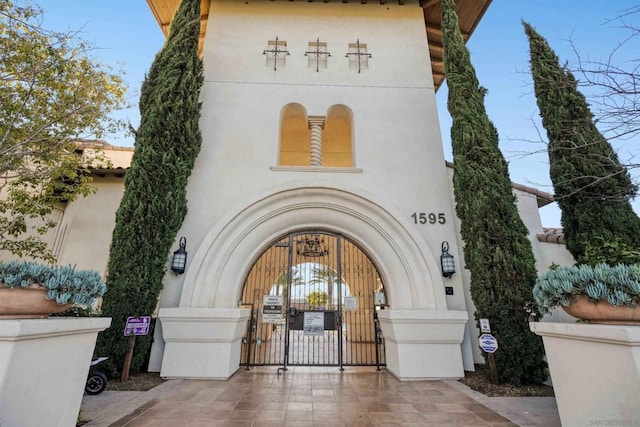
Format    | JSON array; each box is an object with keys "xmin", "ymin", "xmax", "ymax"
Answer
[{"xmin": 240, "ymin": 231, "xmax": 387, "ymax": 370}]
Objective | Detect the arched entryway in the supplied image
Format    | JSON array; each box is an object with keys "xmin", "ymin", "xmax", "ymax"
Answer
[
  {"xmin": 159, "ymin": 185, "xmax": 468, "ymax": 380},
  {"xmin": 240, "ymin": 230, "xmax": 386, "ymax": 370}
]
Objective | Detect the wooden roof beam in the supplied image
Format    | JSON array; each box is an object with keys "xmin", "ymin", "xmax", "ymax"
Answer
[
  {"xmin": 160, "ymin": 13, "xmax": 208, "ymax": 30},
  {"xmin": 428, "ymin": 40, "xmax": 443, "ymax": 53},
  {"xmin": 426, "ymin": 24, "xmax": 469, "ymax": 40},
  {"xmin": 293, "ymin": 0, "xmax": 407, "ymax": 3}
]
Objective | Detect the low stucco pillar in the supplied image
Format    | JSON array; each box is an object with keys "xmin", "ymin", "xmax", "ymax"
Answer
[
  {"xmin": 378, "ymin": 309, "xmax": 468, "ymax": 380},
  {"xmin": 159, "ymin": 308, "xmax": 250, "ymax": 379},
  {"xmin": 531, "ymin": 322, "xmax": 640, "ymax": 426},
  {"xmin": 0, "ymin": 317, "xmax": 111, "ymax": 427}
]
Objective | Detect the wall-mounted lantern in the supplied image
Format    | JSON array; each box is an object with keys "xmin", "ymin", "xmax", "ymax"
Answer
[
  {"xmin": 440, "ymin": 241, "xmax": 455, "ymax": 278},
  {"xmin": 171, "ymin": 237, "xmax": 188, "ymax": 275}
]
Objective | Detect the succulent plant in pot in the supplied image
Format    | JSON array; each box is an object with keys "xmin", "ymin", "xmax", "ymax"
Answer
[
  {"xmin": 0, "ymin": 260, "xmax": 107, "ymax": 318},
  {"xmin": 533, "ymin": 263, "xmax": 640, "ymax": 324}
]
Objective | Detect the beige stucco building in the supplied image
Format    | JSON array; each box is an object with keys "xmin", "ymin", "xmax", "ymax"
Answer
[{"xmin": 1, "ymin": 0, "xmax": 574, "ymax": 380}]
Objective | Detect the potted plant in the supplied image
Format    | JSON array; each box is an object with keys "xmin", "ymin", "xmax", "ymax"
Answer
[
  {"xmin": 0, "ymin": 260, "xmax": 107, "ymax": 318},
  {"xmin": 0, "ymin": 260, "xmax": 111, "ymax": 425},
  {"xmin": 533, "ymin": 263, "xmax": 640, "ymax": 324},
  {"xmin": 531, "ymin": 260, "xmax": 640, "ymax": 425}
]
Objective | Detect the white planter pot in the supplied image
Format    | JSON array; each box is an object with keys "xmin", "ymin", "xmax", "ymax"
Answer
[
  {"xmin": 530, "ymin": 322, "xmax": 640, "ymax": 426},
  {"xmin": 0, "ymin": 317, "xmax": 111, "ymax": 427},
  {"xmin": 378, "ymin": 309, "xmax": 468, "ymax": 380},
  {"xmin": 159, "ymin": 308, "xmax": 250, "ymax": 379}
]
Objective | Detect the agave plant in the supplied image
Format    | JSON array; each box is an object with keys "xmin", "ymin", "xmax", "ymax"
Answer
[
  {"xmin": 533, "ymin": 263, "xmax": 640, "ymax": 315},
  {"xmin": 0, "ymin": 260, "xmax": 107, "ymax": 307}
]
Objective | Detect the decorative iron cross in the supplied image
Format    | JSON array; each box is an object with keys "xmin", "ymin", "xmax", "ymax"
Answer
[
  {"xmin": 263, "ymin": 36, "xmax": 290, "ymax": 71},
  {"xmin": 345, "ymin": 39, "xmax": 372, "ymax": 73},
  {"xmin": 305, "ymin": 38, "xmax": 331, "ymax": 72}
]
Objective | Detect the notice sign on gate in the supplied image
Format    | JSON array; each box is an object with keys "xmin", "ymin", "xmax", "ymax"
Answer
[
  {"xmin": 303, "ymin": 311, "xmax": 324, "ymax": 336},
  {"xmin": 262, "ymin": 295, "xmax": 283, "ymax": 323},
  {"xmin": 344, "ymin": 296, "xmax": 357, "ymax": 311}
]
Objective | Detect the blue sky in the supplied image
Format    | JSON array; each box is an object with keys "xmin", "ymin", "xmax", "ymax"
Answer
[
  {"xmin": 37, "ymin": 0, "xmax": 639, "ymax": 227},
  {"xmin": 446, "ymin": 1, "xmax": 640, "ymax": 227}
]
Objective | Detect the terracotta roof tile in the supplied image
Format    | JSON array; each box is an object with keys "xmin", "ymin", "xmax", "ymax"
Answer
[
  {"xmin": 537, "ymin": 227, "xmax": 565, "ymax": 244},
  {"xmin": 445, "ymin": 161, "xmax": 554, "ymax": 208}
]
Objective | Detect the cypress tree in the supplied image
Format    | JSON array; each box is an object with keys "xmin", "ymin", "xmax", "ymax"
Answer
[
  {"xmin": 441, "ymin": 0, "xmax": 546, "ymax": 385},
  {"xmin": 524, "ymin": 22, "xmax": 640, "ymax": 263},
  {"xmin": 95, "ymin": 0, "xmax": 204, "ymax": 372}
]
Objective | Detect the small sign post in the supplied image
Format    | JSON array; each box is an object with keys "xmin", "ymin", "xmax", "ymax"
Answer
[
  {"xmin": 479, "ymin": 318, "xmax": 491, "ymax": 333},
  {"xmin": 479, "ymin": 334, "xmax": 498, "ymax": 353},
  {"xmin": 479, "ymin": 333, "xmax": 500, "ymax": 384},
  {"xmin": 122, "ymin": 316, "xmax": 151, "ymax": 382}
]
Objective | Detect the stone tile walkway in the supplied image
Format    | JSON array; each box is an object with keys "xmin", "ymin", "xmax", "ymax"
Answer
[{"xmin": 99, "ymin": 367, "xmax": 517, "ymax": 426}]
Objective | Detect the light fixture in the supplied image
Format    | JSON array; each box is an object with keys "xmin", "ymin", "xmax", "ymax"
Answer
[
  {"xmin": 440, "ymin": 241, "xmax": 455, "ymax": 278},
  {"xmin": 171, "ymin": 237, "xmax": 188, "ymax": 275}
]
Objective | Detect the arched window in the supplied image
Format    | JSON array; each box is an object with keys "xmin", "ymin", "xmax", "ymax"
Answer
[
  {"xmin": 323, "ymin": 105, "xmax": 353, "ymax": 167},
  {"xmin": 278, "ymin": 104, "xmax": 354, "ymax": 168},
  {"xmin": 279, "ymin": 103, "xmax": 310, "ymax": 166}
]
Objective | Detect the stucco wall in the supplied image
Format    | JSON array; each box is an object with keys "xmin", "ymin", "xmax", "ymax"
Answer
[
  {"xmin": 56, "ymin": 177, "xmax": 125, "ymax": 274},
  {"xmin": 163, "ymin": 0, "xmax": 464, "ymax": 312},
  {"xmin": 514, "ymin": 190, "xmax": 574, "ymax": 270}
]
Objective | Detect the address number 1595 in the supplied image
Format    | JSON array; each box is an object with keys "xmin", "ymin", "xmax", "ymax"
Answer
[{"xmin": 411, "ymin": 212, "xmax": 446, "ymax": 225}]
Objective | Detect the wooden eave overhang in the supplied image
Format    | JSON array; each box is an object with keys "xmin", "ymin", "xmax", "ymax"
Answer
[
  {"xmin": 145, "ymin": 0, "xmax": 491, "ymax": 91},
  {"xmin": 88, "ymin": 167, "xmax": 128, "ymax": 178}
]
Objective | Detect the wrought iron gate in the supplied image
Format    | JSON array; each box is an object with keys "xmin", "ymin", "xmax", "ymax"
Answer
[{"xmin": 240, "ymin": 231, "xmax": 386, "ymax": 369}]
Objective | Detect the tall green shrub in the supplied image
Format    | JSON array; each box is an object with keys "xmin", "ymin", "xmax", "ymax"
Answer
[
  {"xmin": 95, "ymin": 0, "xmax": 204, "ymax": 372},
  {"xmin": 524, "ymin": 22, "xmax": 640, "ymax": 263},
  {"xmin": 441, "ymin": 0, "xmax": 546, "ymax": 385}
]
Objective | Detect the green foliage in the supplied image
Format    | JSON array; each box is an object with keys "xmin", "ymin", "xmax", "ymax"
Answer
[
  {"xmin": 534, "ymin": 263, "xmax": 640, "ymax": 314},
  {"xmin": 310, "ymin": 265, "xmax": 339, "ymax": 308},
  {"xmin": 307, "ymin": 290, "xmax": 328, "ymax": 307},
  {"xmin": 524, "ymin": 22, "xmax": 640, "ymax": 263},
  {"xmin": 273, "ymin": 268, "xmax": 304, "ymax": 296},
  {"xmin": 0, "ymin": 260, "xmax": 107, "ymax": 306},
  {"xmin": 441, "ymin": 0, "xmax": 546, "ymax": 385},
  {"xmin": 0, "ymin": 1, "xmax": 126, "ymax": 261},
  {"xmin": 582, "ymin": 237, "xmax": 640, "ymax": 267},
  {"xmin": 95, "ymin": 0, "xmax": 204, "ymax": 374}
]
